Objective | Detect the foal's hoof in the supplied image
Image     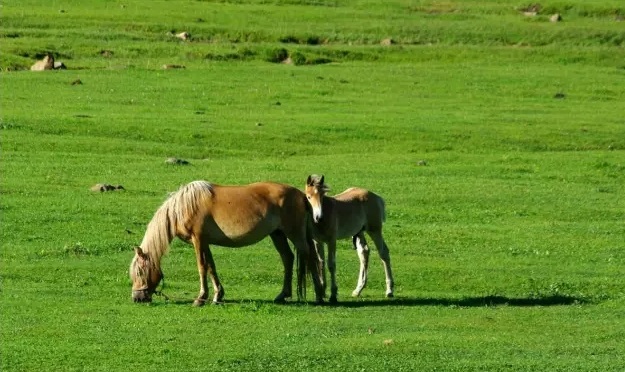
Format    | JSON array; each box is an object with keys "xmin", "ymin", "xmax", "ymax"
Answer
[
  {"xmin": 193, "ymin": 299, "xmax": 207, "ymax": 307},
  {"xmin": 385, "ymin": 292, "xmax": 394, "ymax": 298},
  {"xmin": 329, "ymin": 295, "xmax": 338, "ymax": 304}
]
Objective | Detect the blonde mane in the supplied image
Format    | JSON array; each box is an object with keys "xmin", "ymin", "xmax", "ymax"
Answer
[{"xmin": 140, "ymin": 180, "xmax": 214, "ymax": 269}]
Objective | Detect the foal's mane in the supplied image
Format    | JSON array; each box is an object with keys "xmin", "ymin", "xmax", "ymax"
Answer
[
  {"xmin": 139, "ymin": 180, "xmax": 214, "ymax": 269},
  {"xmin": 309, "ymin": 174, "xmax": 330, "ymax": 192}
]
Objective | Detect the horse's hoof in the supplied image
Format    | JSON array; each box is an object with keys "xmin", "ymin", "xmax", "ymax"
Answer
[
  {"xmin": 352, "ymin": 290, "xmax": 361, "ymax": 297},
  {"xmin": 329, "ymin": 296, "xmax": 338, "ymax": 304},
  {"xmin": 193, "ymin": 299, "xmax": 207, "ymax": 307},
  {"xmin": 386, "ymin": 292, "xmax": 394, "ymax": 298},
  {"xmin": 211, "ymin": 300, "xmax": 224, "ymax": 305},
  {"xmin": 215, "ymin": 287, "xmax": 225, "ymax": 303},
  {"xmin": 273, "ymin": 296, "xmax": 287, "ymax": 304}
]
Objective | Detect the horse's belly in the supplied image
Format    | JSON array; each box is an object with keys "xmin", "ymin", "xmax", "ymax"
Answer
[
  {"xmin": 336, "ymin": 217, "xmax": 366, "ymax": 239},
  {"xmin": 211, "ymin": 230, "xmax": 270, "ymax": 247},
  {"xmin": 206, "ymin": 215, "xmax": 279, "ymax": 248}
]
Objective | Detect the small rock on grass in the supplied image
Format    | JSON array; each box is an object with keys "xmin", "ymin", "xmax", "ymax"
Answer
[
  {"xmin": 91, "ymin": 184, "xmax": 125, "ymax": 192},
  {"xmin": 162, "ymin": 64, "xmax": 186, "ymax": 70},
  {"xmin": 550, "ymin": 13, "xmax": 562, "ymax": 22},
  {"xmin": 165, "ymin": 157, "xmax": 190, "ymax": 165}
]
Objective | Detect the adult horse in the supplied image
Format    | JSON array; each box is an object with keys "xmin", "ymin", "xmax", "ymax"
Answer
[
  {"xmin": 129, "ymin": 180, "xmax": 324, "ymax": 306},
  {"xmin": 304, "ymin": 175, "xmax": 394, "ymax": 303}
]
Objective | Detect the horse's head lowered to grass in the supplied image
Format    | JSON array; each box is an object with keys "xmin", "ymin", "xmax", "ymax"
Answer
[{"xmin": 129, "ymin": 247, "xmax": 163, "ymax": 303}]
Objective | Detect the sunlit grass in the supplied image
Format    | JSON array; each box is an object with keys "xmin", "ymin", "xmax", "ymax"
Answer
[{"xmin": 1, "ymin": 0, "xmax": 624, "ymax": 371}]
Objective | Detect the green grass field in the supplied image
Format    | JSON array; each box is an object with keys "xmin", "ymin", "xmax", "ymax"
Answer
[{"xmin": 2, "ymin": 0, "xmax": 625, "ymax": 370}]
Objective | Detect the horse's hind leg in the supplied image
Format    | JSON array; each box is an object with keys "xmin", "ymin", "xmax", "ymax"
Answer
[
  {"xmin": 291, "ymin": 236, "xmax": 325, "ymax": 304},
  {"xmin": 312, "ymin": 241, "xmax": 327, "ymax": 297},
  {"xmin": 193, "ymin": 235, "xmax": 224, "ymax": 306},
  {"xmin": 269, "ymin": 231, "xmax": 294, "ymax": 303},
  {"xmin": 368, "ymin": 230, "xmax": 394, "ymax": 298},
  {"xmin": 352, "ymin": 232, "xmax": 370, "ymax": 297}
]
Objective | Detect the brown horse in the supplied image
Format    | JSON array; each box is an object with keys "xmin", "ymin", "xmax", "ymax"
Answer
[
  {"xmin": 129, "ymin": 180, "xmax": 324, "ymax": 306},
  {"xmin": 305, "ymin": 175, "xmax": 394, "ymax": 303}
]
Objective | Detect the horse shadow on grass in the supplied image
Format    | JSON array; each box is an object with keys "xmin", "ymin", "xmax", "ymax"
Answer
[
  {"xmin": 323, "ymin": 294, "xmax": 591, "ymax": 308},
  {"xmin": 154, "ymin": 294, "xmax": 591, "ymax": 307}
]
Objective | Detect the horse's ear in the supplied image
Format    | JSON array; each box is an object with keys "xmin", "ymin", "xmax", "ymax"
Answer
[
  {"xmin": 134, "ymin": 246, "xmax": 145, "ymax": 258},
  {"xmin": 320, "ymin": 175, "xmax": 325, "ymax": 185},
  {"xmin": 306, "ymin": 175, "xmax": 313, "ymax": 186}
]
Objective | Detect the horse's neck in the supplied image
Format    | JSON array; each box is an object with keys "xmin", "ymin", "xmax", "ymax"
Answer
[{"xmin": 322, "ymin": 194, "xmax": 336, "ymax": 211}]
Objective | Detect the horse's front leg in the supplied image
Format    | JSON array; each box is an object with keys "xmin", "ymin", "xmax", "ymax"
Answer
[
  {"xmin": 192, "ymin": 236, "xmax": 224, "ymax": 306},
  {"xmin": 269, "ymin": 231, "xmax": 294, "ymax": 303},
  {"xmin": 328, "ymin": 239, "xmax": 338, "ymax": 303}
]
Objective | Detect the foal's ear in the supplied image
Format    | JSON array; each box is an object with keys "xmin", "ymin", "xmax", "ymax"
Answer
[
  {"xmin": 320, "ymin": 175, "xmax": 325, "ymax": 185},
  {"xmin": 306, "ymin": 175, "xmax": 313, "ymax": 186}
]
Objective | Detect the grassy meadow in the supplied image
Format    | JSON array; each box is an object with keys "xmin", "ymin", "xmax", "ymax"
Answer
[{"xmin": 1, "ymin": 0, "xmax": 625, "ymax": 370}]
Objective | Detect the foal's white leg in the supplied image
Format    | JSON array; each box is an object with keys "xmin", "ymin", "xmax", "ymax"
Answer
[
  {"xmin": 352, "ymin": 233, "xmax": 369, "ymax": 297},
  {"xmin": 328, "ymin": 239, "xmax": 338, "ymax": 303},
  {"xmin": 368, "ymin": 230, "xmax": 394, "ymax": 298}
]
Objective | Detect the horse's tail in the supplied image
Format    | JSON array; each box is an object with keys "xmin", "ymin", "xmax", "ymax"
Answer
[
  {"xmin": 140, "ymin": 180, "xmax": 213, "ymax": 266},
  {"xmin": 296, "ymin": 241, "xmax": 306, "ymax": 301},
  {"xmin": 296, "ymin": 210, "xmax": 324, "ymax": 302},
  {"xmin": 380, "ymin": 195, "xmax": 387, "ymax": 223},
  {"xmin": 295, "ymin": 213, "xmax": 309, "ymax": 301}
]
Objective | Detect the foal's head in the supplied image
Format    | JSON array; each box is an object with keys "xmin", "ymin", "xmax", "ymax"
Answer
[
  {"xmin": 129, "ymin": 247, "xmax": 163, "ymax": 303},
  {"xmin": 305, "ymin": 174, "xmax": 329, "ymax": 223}
]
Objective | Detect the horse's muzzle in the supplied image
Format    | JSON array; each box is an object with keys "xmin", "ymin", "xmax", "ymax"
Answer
[{"xmin": 132, "ymin": 289, "xmax": 152, "ymax": 303}]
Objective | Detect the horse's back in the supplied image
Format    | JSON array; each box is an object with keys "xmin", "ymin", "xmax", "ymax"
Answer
[
  {"xmin": 213, "ymin": 182, "xmax": 283, "ymax": 200},
  {"xmin": 334, "ymin": 187, "xmax": 385, "ymax": 232},
  {"xmin": 206, "ymin": 182, "xmax": 307, "ymax": 243},
  {"xmin": 335, "ymin": 187, "xmax": 384, "ymax": 207}
]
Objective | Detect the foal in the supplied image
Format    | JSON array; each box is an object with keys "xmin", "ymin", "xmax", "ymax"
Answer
[{"xmin": 305, "ymin": 174, "xmax": 394, "ymax": 302}]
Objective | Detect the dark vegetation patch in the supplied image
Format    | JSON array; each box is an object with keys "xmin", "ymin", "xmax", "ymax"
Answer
[
  {"xmin": 198, "ymin": 0, "xmax": 339, "ymax": 6},
  {"xmin": 13, "ymin": 49, "xmax": 73, "ymax": 60},
  {"xmin": 264, "ymin": 47, "xmax": 288, "ymax": 63},
  {"xmin": 263, "ymin": 47, "xmax": 371, "ymax": 65},
  {"xmin": 204, "ymin": 48, "xmax": 256, "ymax": 61},
  {"xmin": 278, "ymin": 34, "xmax": 324, "ymax": 45},
  {"xmin": 0, "ymin": 121, "xmax": 22, "ymax": 130},
  {"xmin": 1, "ymin": 32, "xmax": 21, "ymax": 38}
]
